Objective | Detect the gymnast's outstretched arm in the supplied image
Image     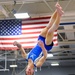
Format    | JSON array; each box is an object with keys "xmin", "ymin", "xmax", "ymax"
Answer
[
  {"xmin": 36, "ymin": 40, "xmax": 47, "ymax": 67},
  {"xmin": 13, "ymin": 41, "xmax": 27, "ymax": 58}
]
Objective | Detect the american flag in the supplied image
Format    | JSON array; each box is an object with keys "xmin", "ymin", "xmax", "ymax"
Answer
[{"xmin": 0, "ymin": 16, "xmax": 58, "ymax": 50}]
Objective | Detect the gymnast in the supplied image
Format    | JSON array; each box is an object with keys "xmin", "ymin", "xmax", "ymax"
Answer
[{"xmin": 13, "ymin": 2, "xmax": 64, "ymax": 75}]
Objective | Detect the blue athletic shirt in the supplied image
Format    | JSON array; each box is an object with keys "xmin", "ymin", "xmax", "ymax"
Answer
[{"xmin": 26, "ymin": 35, "xmax": 53, "ymax": 67}]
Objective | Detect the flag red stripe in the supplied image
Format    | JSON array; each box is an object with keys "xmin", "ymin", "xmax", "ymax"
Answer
[
  {"xmin": 0, "ymin": 45, "xmax": 39, "ymax": 50},
  {"xmin": 22, "ymin": 32, "xmax": 41, "ymax": 34},
  {"xmin": 22, "ymin": 16, "xmax": 51, "ymax": 21},
  {"xmin": 0, "ymin": 47, "xmax": 18, "ymax": 50},
  {"xmin": 0, "ymin": 42, "xmax": 36, "ymax": 45},
  {"xmin": 53, "ymin": 39, "xmax": 57, "ymax": 42},
  {"xmin": 22, "ymin": 21, "xmax": 49, "ymax": 25},
  {"xmin": 54, "ymin": 34, "xmax": 58, "ymax": 36},
  {"xmin": 0, "ymin": 34, "xmax": 57, "ymax": 40},
  {"xmin": 53, "ymin": 43, "xmax": 58, "ymax": 46},
  {"xmin": 0, "ymin": 39, "xmax": 57, "ymax": 45},
  {"xmin": 22, "ymin": 26, "xmax": 44, "ymax": 30},
  {"xmin": 23, "ymin": 46, "xmax": 35, "ymax": 48},
  {"xmin": 0, "ymin": 37, "xmax": 38, "ymax": 40}
]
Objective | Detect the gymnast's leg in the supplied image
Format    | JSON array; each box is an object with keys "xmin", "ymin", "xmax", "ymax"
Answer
[
  {"xmin": 45, "ymin": 2, "xmax": 64, "ymax": 45},
  {"xmin": 40, "ymin": 9, "xmax": 58, "ymax": 38},
  {"xmin": 40, "ymin": 2, "xmax": 64, "ymax": 44}
]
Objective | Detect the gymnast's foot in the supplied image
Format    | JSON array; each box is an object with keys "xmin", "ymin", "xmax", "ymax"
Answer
[
  {"xmin": 13, "ymin": 41, "xmax": 22, "ymax": 48},
  {"xmin": 55, "ymin": 2, "xmax": 64, "ymax": 16},
  {"xmin": 55, "ymin": 2, "xmax": 62, "ymax": 9}
]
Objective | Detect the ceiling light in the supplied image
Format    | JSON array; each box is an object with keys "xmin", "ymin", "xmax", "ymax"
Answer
[
  {"xmin": 51, "ymin": 63, "xmax": 59, "ymax": 66},
  {"xmin": 47, "ymin": 54, "xmax": 53, "ymax": 58},
  {"xmin": 10, "ymin": 65, "xmax": 17, "ymax": 68},
  {"xmin": 14, "ymin": 13, "xmax": 30, "ymax": 19}
]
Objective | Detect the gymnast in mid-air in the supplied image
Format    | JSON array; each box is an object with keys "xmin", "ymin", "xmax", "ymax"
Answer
[{"xmin": 13, "ymin": 2, "xmax": 64, "ymax": 75}]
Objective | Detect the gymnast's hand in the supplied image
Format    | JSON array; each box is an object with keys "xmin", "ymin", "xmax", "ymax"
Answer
[
  {"xmin": 13, "ymin": 41, "xmax": 22, "ymax": 48},
  {"xmin": 38, "ymin": 40, "xmax": 44, "ymax": 48}
]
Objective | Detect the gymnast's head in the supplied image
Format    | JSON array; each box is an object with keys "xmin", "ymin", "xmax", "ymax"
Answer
[{"xmin": 25, "ymin": 65, "xmax": 34, "ymax": 75}]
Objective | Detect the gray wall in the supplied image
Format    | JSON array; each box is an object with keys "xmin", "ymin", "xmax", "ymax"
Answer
[{"xmin": 0, "ymin": 66, "xmax": 75, "ymax": 75}]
